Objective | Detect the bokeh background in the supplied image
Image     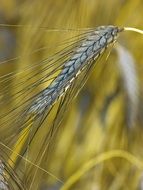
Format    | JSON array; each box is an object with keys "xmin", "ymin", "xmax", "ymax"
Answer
[{"xmin": 0, "ymin": 0, "xmax": 143, "ymax": 190}]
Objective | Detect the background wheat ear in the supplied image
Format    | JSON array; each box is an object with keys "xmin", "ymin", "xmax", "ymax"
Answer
[{"xmin": 0, "ymin": 160, "xmax": 9, "ymax": 190}]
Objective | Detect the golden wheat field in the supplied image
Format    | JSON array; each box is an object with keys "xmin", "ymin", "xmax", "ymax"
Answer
[{"xmin": 0, "ymin": 0, "xmax": 143, "ymax": 190}]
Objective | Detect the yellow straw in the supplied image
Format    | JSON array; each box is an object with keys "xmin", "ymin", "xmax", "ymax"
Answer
[{"xmin": 124, "ymin": 27, "xmax": 143, "ymax": 35}]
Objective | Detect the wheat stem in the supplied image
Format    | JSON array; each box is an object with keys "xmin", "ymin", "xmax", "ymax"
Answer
[{"xmin": 124, "ymin": 27, "xmax": 143, "ymax": 35}]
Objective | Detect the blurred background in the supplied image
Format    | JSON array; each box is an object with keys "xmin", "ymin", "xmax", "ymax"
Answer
[{"xmin": 0, "ymin": 0, "xmax": 143, "ymax": 190}]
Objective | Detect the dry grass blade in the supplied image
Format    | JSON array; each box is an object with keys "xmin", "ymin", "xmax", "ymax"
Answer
[{"xmin": 60, "ymin": 150, "xmax": 143, "ymax": 190}]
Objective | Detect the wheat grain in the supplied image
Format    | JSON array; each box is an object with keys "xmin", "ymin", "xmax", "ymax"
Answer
[{"xmin": 27, "ymin": 26, "xmax": 123, "ymax": 116}]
